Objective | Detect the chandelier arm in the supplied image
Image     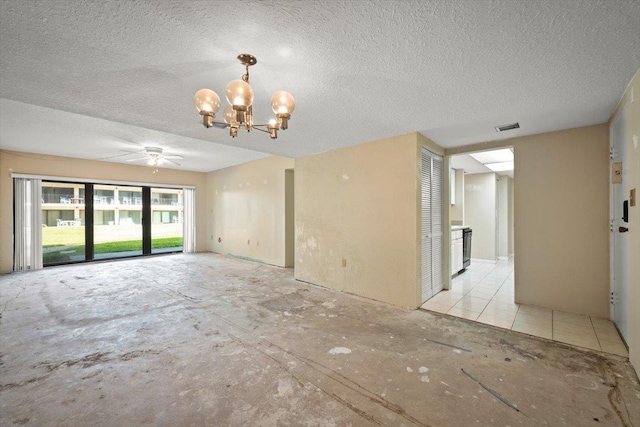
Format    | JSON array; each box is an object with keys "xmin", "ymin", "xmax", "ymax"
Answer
[{"xmin": 250, "ymin": 126, "xmax": 272, "ymax": 134}]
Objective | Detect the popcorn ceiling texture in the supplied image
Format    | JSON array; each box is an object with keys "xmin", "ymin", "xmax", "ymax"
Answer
[{"xmin": 0, "ymin": 0, "xmax": 638, "ymax": 170}]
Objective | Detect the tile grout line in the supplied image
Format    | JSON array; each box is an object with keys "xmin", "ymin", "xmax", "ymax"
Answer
[
  {"xmin": 450, "ymin": 260, "xmax": 624, "ymax": 355},
  {"xmin": 589, "ymin": 316, "xmax": 604, "ymax": 352}
]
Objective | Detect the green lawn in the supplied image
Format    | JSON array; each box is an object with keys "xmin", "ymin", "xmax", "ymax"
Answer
[
  {"xmin": 43, "ymin": 229, "xmax": 183, "ymax": 264},
  {"xmin": 43, "ymin": 226, "xmax": 85, "ymax": 247}
]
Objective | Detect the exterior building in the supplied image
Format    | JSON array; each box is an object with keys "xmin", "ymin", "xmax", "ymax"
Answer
[{"xmin": 41, "ymin": 182, "xmax": 183, "ymax": 227}]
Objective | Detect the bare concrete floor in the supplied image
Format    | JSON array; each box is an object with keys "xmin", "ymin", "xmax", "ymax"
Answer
[{"xmin": 1, "ymin": 254, "xmax": 639, "ymax": 426}]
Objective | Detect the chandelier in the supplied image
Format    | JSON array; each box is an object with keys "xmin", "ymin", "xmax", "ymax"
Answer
[{"xmin": 194, "ymin": 54, "xmax": 295, "ymax": 139}]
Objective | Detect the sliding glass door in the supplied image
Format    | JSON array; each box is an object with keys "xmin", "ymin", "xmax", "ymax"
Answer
[
  {"xmin": 151, "ymin": 188, "xmax": 184, "ymax": 253},
  {"xmin": 41, "ymin": 181, "xmax": 184, "ymax": 266},
  {"xmin": 42, "ymin": 181, "xmax": 86, "ymax": 264},
  {"xmin": 93, "ymin": 184, "xmax": 143, "ymax": 259}
]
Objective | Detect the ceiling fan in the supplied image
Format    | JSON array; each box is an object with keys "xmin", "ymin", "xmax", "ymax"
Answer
[{"xmin": 123, "ymin": 147, "xmax": 183, "ymax": 166}]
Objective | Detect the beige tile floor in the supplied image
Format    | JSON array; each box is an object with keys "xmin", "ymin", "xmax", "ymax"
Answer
[{"xmin": 421, "ymin": 258, "xmax": 629, "ymax": 357}]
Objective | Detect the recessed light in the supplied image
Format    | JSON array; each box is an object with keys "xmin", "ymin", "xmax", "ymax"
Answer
[
  {"xmin": 485, "ymin": 161, "xmax": 514, "ymax": 172},
  {"xmin": 495, "ymin": 122, "xmax": 520, "ymax": 132},
  {"xmin": 469, "ymin": 149, "xmax": 513, "ymax": 164}
]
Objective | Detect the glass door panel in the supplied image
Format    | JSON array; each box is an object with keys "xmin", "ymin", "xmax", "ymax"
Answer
[
  {"xmin": 42, "ymin": 181, "xmax": 86, "ymax": 265},
  {"xmin": 94, "ymin": 185, "xmax": 142, "ymax": 259},
  {"xmin": 151, "ymin": 188, "xmax": 183, "ymax": 254}
]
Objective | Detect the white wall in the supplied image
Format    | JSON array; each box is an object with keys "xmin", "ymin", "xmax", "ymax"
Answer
[
  {"xmin": 207, "ymin": 156, "xmax": 294, "ymax": 267},
  {"xmin": 498, "ymin": 176, "xmax": 513, "ymax": 258},
  {"xmin": 450, "ymin": 168, "xmax": 465, "ymax": 225},
  {"xmin": 464, "ymin": 173, "xmax": 497, "ymax": 261}
]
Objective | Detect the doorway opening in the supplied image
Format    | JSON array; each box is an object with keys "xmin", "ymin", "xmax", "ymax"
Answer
[{"xmin": 422, "ymin": 147, "xmax": 516, "ymax": 326}]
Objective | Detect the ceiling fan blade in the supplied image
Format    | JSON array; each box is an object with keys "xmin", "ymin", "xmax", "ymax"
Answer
[
  {"xmin": 96, "ymin": 149, "xmax": 145, "ymax": 161},
  {"xmin": 163, "ymin": 155, "xmax": 184, "ymax": 159},
  {"xmin": 126, "ymin": 157, "xmax": 148, "ymax": 162},
  {"xmin": 165, "ymin": 158, "xmax": 182, "ymax": 166}
]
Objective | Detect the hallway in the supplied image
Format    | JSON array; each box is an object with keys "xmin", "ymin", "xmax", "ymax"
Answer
[{"xmin": 421, "ymin": 259, "xmax": 629, "ymax": 357}]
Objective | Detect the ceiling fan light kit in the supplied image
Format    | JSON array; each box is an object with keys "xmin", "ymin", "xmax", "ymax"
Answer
[
  {"xmin": 194, "ymin": 54, "xmax": 295, "ymax": 139},
  {"xmin": 124, "ymin": 146, "xmax": 183, "ymax": 167}
]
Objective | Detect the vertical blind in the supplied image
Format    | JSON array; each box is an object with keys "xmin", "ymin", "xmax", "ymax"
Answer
[
  {"xmin": 183, "ymin": 188, "xmax": 196, "ymax": 253},
  {"xmin": 14, "ymin": 178, "xmax": 43, "ymax": 271},
  {"xmin": 12, "ymin": 175, "xmax": 196, "ymax": 269}
]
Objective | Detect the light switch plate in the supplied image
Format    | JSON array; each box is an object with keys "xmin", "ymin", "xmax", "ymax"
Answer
[{"xmin": 631, "ymin": 188, "xmax": 637, "ymax": 207}]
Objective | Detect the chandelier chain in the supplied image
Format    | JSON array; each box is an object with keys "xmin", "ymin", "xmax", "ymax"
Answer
[{"xmin": 242, "ymin": 65, "xmax": 250, "ymax": 83}]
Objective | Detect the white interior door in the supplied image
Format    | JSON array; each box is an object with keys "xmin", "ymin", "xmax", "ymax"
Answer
[
  {"xmin": 432, "ymin": 156, "xmax": 443, "ymax": 295},
  {"xmin": 610, "ymin": 106, "xmax": 629, "ymax": 342},
  {"xmin": 421, "ymin": 148, "xmax": 443, "ymax": 303},
  {"xmin": 421, "ymin": 149, "xmax": 433, "ymax": 302}
]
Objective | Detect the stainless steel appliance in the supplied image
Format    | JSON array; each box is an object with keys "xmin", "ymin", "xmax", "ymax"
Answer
[{"xmin": 462, "ymin": 228, "xmax": 472, "ymax": 269}]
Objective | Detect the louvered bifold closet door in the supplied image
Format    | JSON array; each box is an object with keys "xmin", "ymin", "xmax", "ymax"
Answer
[
  {"xmin": 431, "ymin": 156, "xmax": 444, "ymax": 295},
  {"xmin": 421, "ymin": 148, "xmax": 443, "ymax": 303},
  {"xmin": 421, "ymin": 149, "xmax": 433, "ymax": 302}
]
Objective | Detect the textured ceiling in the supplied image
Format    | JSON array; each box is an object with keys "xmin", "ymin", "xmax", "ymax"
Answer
[{"xmin": 1, "ymin": 0, "xmax": 639, "ymax": 172}]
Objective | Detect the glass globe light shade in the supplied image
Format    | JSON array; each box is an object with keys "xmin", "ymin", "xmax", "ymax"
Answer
[
  {"xmin": 194, "ymin": 89, "xmax": 221, "ymax": 114},
  {"xmin": 271, "ymin": 90, "xmax": 296, "ymax": 115},
  {"xmin": 223, "ymin": 106, "xmax": 237, "ymax": 124},
  {"xmin": 225, "ymin": 80, "xmax": 254, "ymax": 107}
]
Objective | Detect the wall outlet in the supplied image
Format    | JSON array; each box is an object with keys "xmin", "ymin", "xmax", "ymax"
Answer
[{"xmin": 342, "ymin": 259, "xmax": 347, "ymax": 267}]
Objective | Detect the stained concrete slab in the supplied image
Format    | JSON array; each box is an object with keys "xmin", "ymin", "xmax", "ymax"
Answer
[{"xmin": 0, "ymin": 253, "xmax": 638, "ymax": 426}]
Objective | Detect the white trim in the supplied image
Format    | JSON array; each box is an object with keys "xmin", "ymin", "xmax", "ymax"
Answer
[
  {"xmin": 183, "ymin": 188, "xmax": 196, "ymax": 253},
  {"xmin": 470, "ymin": 258, "xmax": 498, "ymax": 265},
  {"xmin": 10, "ymin": 173, "xmax": 195, "ymax": 190}
]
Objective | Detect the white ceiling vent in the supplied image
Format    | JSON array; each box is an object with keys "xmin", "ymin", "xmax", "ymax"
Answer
[{"xmin": 495, "ymin": 122, "xmax": 520, "ymax": 132}]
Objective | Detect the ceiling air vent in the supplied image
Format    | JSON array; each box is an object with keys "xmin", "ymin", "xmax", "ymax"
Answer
[{"xmin": 495, "ymin": 122, "xmax": 520, "ymax": 132}]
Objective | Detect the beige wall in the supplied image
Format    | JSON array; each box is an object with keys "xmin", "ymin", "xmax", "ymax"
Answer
[
  {"xmin": 206, "ymin": 156, "xmax": 294, "ymax": 267},
  {"xmin": 515, "ymin": 125, "xmax": 609, "ymax": 317},
  {"xmin": 285, "ymin": 169, "xmax": 295, "ymax": 268},
  {"xmin": 450, "ymin": 168, "xmax": 465, "ymax": 224},
  {"xmin": 447, "ymin": 123, "xmax": 610, "ymax": 318},
  {"xmin": 465, "ymin": 173, "xmax": 497, "ymax": 261},
  {"xmin": 295, "ymin": 133, "xmax": 426, "ymax": 308},
  {"xmin": 610, "ymin": 69, "xmax": 640, "ymax": 372},
  {"xmin": 0, "ymin": 150, "xmax": 208, "ymax": 273}
]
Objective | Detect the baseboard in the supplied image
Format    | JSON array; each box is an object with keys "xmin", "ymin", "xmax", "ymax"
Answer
[{"xmin": 470, "ymin": 258, "xmax": 498, "ymax": 264}]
